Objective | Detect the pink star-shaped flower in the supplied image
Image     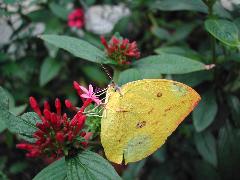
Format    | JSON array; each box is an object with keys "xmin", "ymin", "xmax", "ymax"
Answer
[{"xmin": 80, "ymin": 84, "xmax": 101, "ymax": 105}]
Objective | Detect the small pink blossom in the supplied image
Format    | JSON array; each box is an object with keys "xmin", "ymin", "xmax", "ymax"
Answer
[{"xmin": 80, "ymin": 84, "xmax": 101, "ymax": 105}]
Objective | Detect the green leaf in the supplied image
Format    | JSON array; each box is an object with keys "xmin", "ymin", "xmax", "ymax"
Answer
[
  {"xmin": 3, "ymin": 0, "xmax": 16, "ymax": 4},
  {"xmin": 49, "ymin": 2, "xmax": 70, "ymax": 20},
  {"xmin": 117, "ymin": 67, "xmax": 163, "ymax": 85},
  {"xmin": 194, "ymin": 131, "xmax": 217, "ymax": 167},
  {"xmin": 27, "ymin": 9, "xmax": 52, "ymax": 22},
  {"xmin": 40, "ymin": 35, "xmax": 110, "ymax": 64},
  {"xmin": 118, "ymin": 68, "xmax": 141, "ymax": 85},
  {"xmin": 3, "ymin": 89, "xmax": 15, "ymax": 109},
  {"xmin": 137, "ymin": 68, "xmax": 162, "ymax": 79},
  {"xmin": 0, "ymin": 87, "xmax": 9, "ymax": 132},
  {"xmin": 0, "ymin": 87, "xmax": 9, "ymax": 110},
  {"xmin": 0, "ymin": 110, "xmax": 8, "ymax": 133},
  {"xmin": 193, "ymin": 160, "xmax": 220, "ymax": 180},
  {"xmin": 9, "ymin": 161, "xmax": 28, "ymax": 174},
  {"xmin": 155, "ymin": 46, "xmax": 189, "ymax": 56},
  {"xmin": 218, "ymin": 124, "xmax": 240, "ymax": 180},
  {"xmin": 0, "ymin": 171, "xmax": 8, "ymax": 180},
  {"xmin": 84, "ymin": 0, "xmax": 96, "ymax": 6},
  {"xmin": 234, "ymin": 17, "xmax": 240, "ymax": 30},
  {"xmin": 148, "ymin": 165, "xmax": 174, "ymax": 180},
  {"xmin": 0, "ymin": 156, "xmax": 7, "ymax": 170},
  {"xmin": 45, "ymin": 17, "xmax": 63, "ymax": 34},
  {"xmin": 173, "ymin": 71, "xmax": 213, "ymax": 87},
  {"xmin": 9, "ymin": 104, "xmax": 27, "ymax": 116},
  {"xmin": 170, "ymin": 24, "xmax": 196, "ymax": 43},
  {"xmin": 152, "ymin": 146, "xmax": 166, "ymax": 163},
  {"xmin": 227, "ymin": 95, "xmax": 240, "ymax": 127},
  {"xmin": 7, "ymin": 112, "xmax": 41, "ymax": 142},
  {"xmin": 133, "ymin": 54, "xmax": 206, "ymax": 74},
  {"xmin": 81, "ymin": 65, "xmax": 108, "ymax": 86},
  {"xmin": 151, "ymin": 26, "xmax": 171, "ymax": 40},
  {"xmin": 193, "ymin": 90, "xmax": 218, "ymax": 132},
  {"xmin": 151, "ymin": 0, "xmax": 231, "ymax": 18},
  {"xmin": 122, "ymin": 160, "xmax": 146, "ymax": 180},
  {"xmin": 0, "ymin": 52, "xmax": 10, "ymax": 63},
  {"xmin": 205, "ymin": 19, "xmax": 240, "ymax": 47},
  {"xmin": 151, "ymin": 0, "xmax": 207, "ymax": 13},
  {"xmin": 66, "ymin": 151, "xmax": 121, "ymax": 180},
  {"xmin": 154, "ymin": 46, "xmax": 201, "ymax": 60},
  {"xmin": 213, "ymin": 1, "xmax": 232, "ymax": 19},
  {"xmin": 40, "ymin": 58, "xmax": 62, "ymax": 86},
  {"xmin": 33, "ymin": 158, "xmax": 67, "ymax": 180}
]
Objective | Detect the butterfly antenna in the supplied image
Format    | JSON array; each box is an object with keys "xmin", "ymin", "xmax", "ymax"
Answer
[
  {"xmin": 100, "ymin": 64, "xmax": 113, "ymax": 81},
  {"xmin": 100, "ymin": 64, "xmax": 123, "ymax": 96}
]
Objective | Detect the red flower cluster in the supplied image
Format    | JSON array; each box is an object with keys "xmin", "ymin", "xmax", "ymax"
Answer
[
  {"xmin": 16, "ymin": 81, "xmax": 100, "ymax": 158},
  {"xmin": 68, "ymin": 8, "xmax": 84, "ymax": 29},
  {"xmin": 101, "ymin": 36, "xmax": 140, "ymax": 64}
]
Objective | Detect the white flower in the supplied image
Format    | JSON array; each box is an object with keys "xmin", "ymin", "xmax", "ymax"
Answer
[
  {"xmin": 0, "ymin": 19, "xmax": 12, "ymax": 46},
  {"xmin": 85, "ymin": 4, "xmax": 130, "ymax": 35},
  {"xmin": 220, "ymin": 0, "xmax": 240, "ymax": 11}
]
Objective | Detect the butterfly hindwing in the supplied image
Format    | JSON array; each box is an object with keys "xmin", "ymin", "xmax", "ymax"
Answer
[{"xmin": 101, "ymin": 79, "xmax": 200, "ymax": 164}]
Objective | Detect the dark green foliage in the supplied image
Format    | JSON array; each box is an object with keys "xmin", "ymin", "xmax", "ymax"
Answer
[
  {"xmin": 33, "ymin": 158, "xmax": 67, "ymax": 180},
  {"xmin": 66, "ymin": 151, "xmax": 121, "ymax": 180},
  {"xmin": 1, "ymin": 0, "xmax": 240, "ymax": 179}
]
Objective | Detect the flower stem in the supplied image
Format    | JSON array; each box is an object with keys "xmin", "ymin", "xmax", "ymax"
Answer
[
  {"xmin": 211, "ymin": 36, "xmax": 216, "ymax": 64},
  {"xmin": 112, "ymin": 67, "xmax": 121, "ymax": 83},
  {"xmin": 148, "ymin": 13, "xmax": 158, "ymax": 27},
  {"xmin": 207, "ymin": 1, "xmax": 216, "ymax": 64}
]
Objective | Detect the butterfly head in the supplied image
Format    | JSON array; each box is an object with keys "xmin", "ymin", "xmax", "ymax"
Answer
[{"xmin": 108, "ymin": 81, "xmax": 123, "ymax": 96}]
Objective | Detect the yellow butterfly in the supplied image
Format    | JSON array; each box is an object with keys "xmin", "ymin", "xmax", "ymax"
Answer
[{"xmin": 100, "ymin": 79, "xmax": 200, "ymax": 164}]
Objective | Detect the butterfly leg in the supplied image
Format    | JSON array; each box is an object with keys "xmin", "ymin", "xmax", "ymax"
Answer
[
  {"xmin": 114, "ymin": 86, "xmax": 123, "ymax": 96},
  {"xmin": 86, "ymin": 113, "xmax": 103, "ymax": 118},
  {"xmin": 95, "ymin": 88, "xmax": 108, "ymax": 97}
]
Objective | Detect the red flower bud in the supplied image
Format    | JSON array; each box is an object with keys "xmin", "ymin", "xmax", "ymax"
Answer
[
  {"xmin": 70, "ymin": 112, "xmax": 85, "ymax": 127},
  {"xmin": 81, "ymin": 141, "xmax": 88, "ymax": 148},
  {"xmin": 29, "ymin": 97, "xmax": 38, "ymax": 109},
  {"xmin": 73, "ymin": 81, "xmax": 84, "ymax": 99},
  {"xmin": 16, "ymin": 143, "xmax": 28, "ymax": 150},
  {"xmin": 73, "ymin": 81, "xmax": 81, "ymax": 92},
  {"xmin": 55, "ymin": 98, "xmax": 61, "ymax": 115},
  {"xmin": 21, "ymin": 86, "xmax": 100, "ymax": 159},
  {"xmin": 65, "ymin": 99, "xmax": 72, "ymax": 109},
  {"xmin": 65, "ymin": 99, "xmax": 78, "ymax": 112},
  {"xmin": 79, "ymin": 99, "xmax": 92, "ymax": 112},
  {"xmin": 26, "ymin": 149, "xmax": 41, "ymax": 158},
  {"xmin": 68, "ymin": 131, "xmax": 74, "ymax": 142},
  {"xmin": 56, "ymin": 132, "xmax": 65, "ymax": 143},
  {"xmin": 120, "ymin": 39, "xmax": 129, "ymax": 49},
  {"xmin": 43, "ymin": 120, "xmax": 51, "ymax": 128},
  {"xmin": 44, "ymin": 101, "xmax": 50, "ymax": 111},
  {"xmin": 29, "ymin": 97, "xmax": 42, "ymax": 116},
  {"xmin": 50, "ymin": 113, "xmax": 57, "ymax": 125},
  {"xmin": 101, "ymin": 36, "xmax": 140, "ymax": 64},
  {"xmin": 100, "ymin": 36, "xmax": 108, "ymax": 49},
  {"xmin": 43, "ymin": 109, "xmax": 51, "ymax": 120},
  {"xmin": 33, "ymin": 131, "xmax": 44, "ymax": 139},
  {"xmin": 36, "ymin": 123, "xmax": 46, "ymax": 132},
  {"xmin": 80, "ymin": 131, "xmax": 86, "ymax": 137},
  {"xmin": 111, "ymin": 36, "xmax": 120, "ymax": 46},
  {"xmin": 57, "ymin": 149, "xmax": 63, "ymax": 156}
]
